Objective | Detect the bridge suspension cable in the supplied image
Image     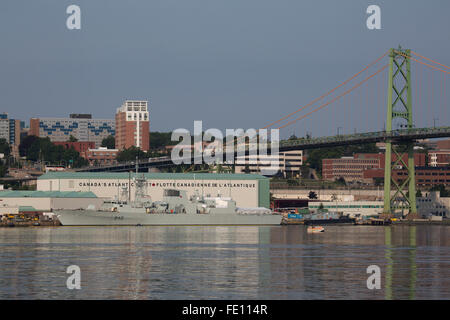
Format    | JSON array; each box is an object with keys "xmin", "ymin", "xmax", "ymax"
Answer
[
  {"xmin": 261, "ymin": 51, "xmax": 388, "ymax": 129},
  {"xmin": 411, "ymin": 51, "xmax": 450, "ymax": 70},
  {"xmin": 277, "ymin": 64, "xmax": 388, "ymax": 129},
  {"xmin": 394, "ymin": 50, "xmax": 450, "ymax": 75},
  {"xmin": 263, "ymin": 49, "xmax": 448, "ymax": 135},
  {"xmin": 395, "ymin": 50, "xmax": 449, "ymax": 128}
]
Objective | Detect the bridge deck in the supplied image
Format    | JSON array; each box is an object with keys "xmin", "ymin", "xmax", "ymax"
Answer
[{"xmin": 76, "ymin": 127, "xmax": 450, "ymax": 172}]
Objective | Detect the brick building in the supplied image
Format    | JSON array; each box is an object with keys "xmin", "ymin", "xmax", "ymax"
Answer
[
  {"xmin": 395, "ymin": 167, "xmax": 450, "ymax": 188},
  {"xmin": 323, "ymin": 153, "xmax": 426, "ymax": 182},
  {"xmin": 436, "ymin": 139, "xmax": 450, "ymax": 150},
  {"xmin": 363, "ymin": 166, "xmax": 450, "ymax": 188},
  {"xmin": 85, "ymin": 147, "xmax": 119, "ymax": 166},
  {"xmin": 323, "ymin": 154, "xmax": 381, "ymax": 181},
  {"xmin": 424, "ymin": 138, "xmax": 450, "ymax": 167},
  {"xmin": 428, "ymin": 150, "xmax": 450, "ymax": 167},
  {"xmin": 53, "ymin": 141, "xmax": 95, "ymax": 158},
  {"xmin": 115, "ymin": 100, "xmax": 149, "ymax": 151}
]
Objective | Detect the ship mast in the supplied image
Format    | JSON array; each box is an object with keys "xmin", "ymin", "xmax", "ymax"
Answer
[{"xmin": 133, "ymin": 155, "xmax": 147, "ymax": 207}]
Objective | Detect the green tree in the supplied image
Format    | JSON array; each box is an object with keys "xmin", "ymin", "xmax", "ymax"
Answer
[
  {"xmin": 68, "ymin": 135, "xmax": 78, "ymax": 142},
  {"xmin": 0, "ymin": 139, "xmax": 10, "ymax": 157},
  {"xmin": 101, "ymin": 135, "xmax": 115, "ymax": 149},
  {"xmin": 19, "ymin": 135, "xmax": 40, "ymax": 161},
  {"xmin": 0, "ymin": 159, "xmax": 7, "ymax": 177},
  {"xmin": 373, "ymin": 177, "xmax": 384, "ymax": 186},
  {"xmin": 19, "ymin": 136, "xmax": 87, "ymax": 168},
  {"xmin": 150, "ymin": 132, "xmax": 177, "ymax": 150},
  {"xmin": 308, "ymin": 191, "xmax": 318, "ymax": 199},
  {"xmin": 63, "ymin": 146, "xmax": 89, "ymax": 168},
  {"xmin": 116, "ymin": 146, "xmax": 149, "ymax": 162}
]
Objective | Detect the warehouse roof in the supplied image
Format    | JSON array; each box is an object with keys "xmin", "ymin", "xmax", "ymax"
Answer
[
  {"xmin": 18, "ymin": 206, "xmax": 39, "ymax": 212},
  {"xmin": 38, "ymin": 172, "xmax": 268, "ymax": 180},
  {"xmin": 0, "ymin": 191, "xmax": 98, "ymax": 198}
]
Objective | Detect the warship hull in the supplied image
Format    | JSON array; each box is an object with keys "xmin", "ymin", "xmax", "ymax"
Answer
[{"xmin": 55, "ymin": 209, "xmax": 282, "ymax": 226}]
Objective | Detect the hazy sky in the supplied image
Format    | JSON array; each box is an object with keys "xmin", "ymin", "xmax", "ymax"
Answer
[{"xmin": 1, "ymin": 0, "xmax": 449, "ymax": 138}]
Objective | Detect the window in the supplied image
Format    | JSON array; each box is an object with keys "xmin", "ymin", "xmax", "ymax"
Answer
[{"xmin": 164, "ymin": 190, "xmax": 180, "ymax": 197}]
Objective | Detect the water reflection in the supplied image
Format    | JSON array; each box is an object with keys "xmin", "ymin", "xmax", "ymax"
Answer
[
  {"xmin": 0, "ymin": 225, "xmax": 448, "ymax": 299},
  {"xmin": 385, "ymin": 227, "xmax": 393, "ymax": 300}
]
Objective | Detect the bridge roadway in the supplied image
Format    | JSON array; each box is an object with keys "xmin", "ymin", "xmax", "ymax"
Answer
[
  {"xmin": 279, "ymin": 126, "xmax": 450, "ymax": 150},
  {"xmin": 76, "ymin": 126, "xmax": 450, "ymax": 172}
]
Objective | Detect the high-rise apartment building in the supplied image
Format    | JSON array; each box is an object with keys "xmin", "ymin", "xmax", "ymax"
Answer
[
  {"xmin": 0, "ymin": 113, "xmax": 22, "ymax": 158},
  {"xmin": 29, "ymin": 115, "xmax": 115, "ymax": 148},
  {"xmin": 9, "ymin": 119, "xmax": 21, "ymax": 148},
  {"xmin": 0, "ymin": 114, "xmax": 10, "ymax": 142},
  {"xmin": 115, "ymin": 100, "xmax": 149, "ymax": 151},
  {"xmin": 0, "ymin": 113, "xmax": 21, "ymax": 147}
]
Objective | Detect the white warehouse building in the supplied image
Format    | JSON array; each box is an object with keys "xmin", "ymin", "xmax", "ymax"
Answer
[
  {"xmin": 0, "ymin": 190, "xmax": 103, "ymax": 213},
  {"xmin": 309, "ymin": 193, "xmax": 450, "ymax": 219},
  {"xmin": 37, "ymin": 172, "xmax": 271, "ymax": 208}
]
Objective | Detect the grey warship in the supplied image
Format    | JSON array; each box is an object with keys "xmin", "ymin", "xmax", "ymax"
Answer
[{"xmin": 55, "ymin": 174, "xmax": 282, "ymax": 226}]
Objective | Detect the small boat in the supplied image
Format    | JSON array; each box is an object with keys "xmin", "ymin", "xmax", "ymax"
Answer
[{"xmin": 307, "ymin": 226, "xmax": 324, "ymax": 233}]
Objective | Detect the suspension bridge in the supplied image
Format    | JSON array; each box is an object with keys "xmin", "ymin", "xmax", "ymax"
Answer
[
  {"xmin": 78, "ymin": 46, "xmax": 450, "ymax": 217},
  {"xmin": 258, "ymin": 46, "xmax": 450, "ymax": 217}
]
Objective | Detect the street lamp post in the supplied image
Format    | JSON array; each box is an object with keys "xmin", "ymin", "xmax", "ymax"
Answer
[{"xmin": 433, "ymin": 118, "xmax": 439, "ymax": 128}]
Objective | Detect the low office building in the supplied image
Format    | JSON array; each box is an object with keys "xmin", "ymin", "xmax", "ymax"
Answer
[
  {"xmin": 395, "ymin": 166, "xmax": 450, "ymax": 188},
  {"xmin": 365, "ymin": 166, "xmax": 450, "ymax": 188},
  {"xmin": 323, "ymin": 154, "xmax": 381, "ymax": 181},
  {"xmin": 428, "ymin": 149, "xmax": 450, "ymax": 167},
  {"xmin": 85, "ymin": 147, "xmax": 119, "ymax": 166},
  {"xmin": 308, "ymin": 201, "xmax": 383, "ymax": 217},
  {"xmin": 235, "ymin": 150, "xmax": 304, "ymax": 177},
  {"xmin": 323, "ymin": 153, "xmax": 426, "ymax": 182},
  {"xmin": 37, "ymin": 172, "xmax": 270, "ymax": 208},
  {"xmin": 309, "ymin": 193, "xmax": 449, "ymax": 219}
]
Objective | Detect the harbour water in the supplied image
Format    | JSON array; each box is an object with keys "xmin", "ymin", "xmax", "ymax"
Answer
[{"xmin": 0, "ymin": 225, "xmax": 449, "ymax": 299}]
